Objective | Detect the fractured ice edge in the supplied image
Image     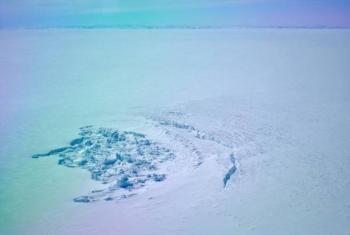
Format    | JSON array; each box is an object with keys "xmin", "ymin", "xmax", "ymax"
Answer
[
  {"xmin": 32, "ymin": 126, "xmax": 175, "ymax": 203},
  {"xmin": 32, "ymin": 115, "xmax": 239, "ymax": 203},
  {"xmin": 155, "ymin": 120, "xmax": 237, "ymax": 187}
]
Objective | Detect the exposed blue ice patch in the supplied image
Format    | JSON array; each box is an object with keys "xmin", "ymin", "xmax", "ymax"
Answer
[
  {"xmin": 32, "ymin": 147, "xmax": 71, "ymax": 158},
  {"xmin": 117, "ymin": 176, "xmax": 133, "ymax": 189},
  {"xmin": 223, "ymin": 152, "xmax": 237, "ymax": 187},
  {"xmin": 32, "ymin": 126, "xmax": 175, "ymax": 202},
  {"xmin": 70, "ymin": 137, "xmax": 84, "ymax": 146},
  {"xmin": 150, "ymin": 173, "xmax": 166, "ymax": 182},
  {"xmin": 159, "ymin": 121, "xmax": 195, "ymax": 131},
  {"xmin": 73, "ymin": 196, "xmax": 94, "ymax": 203}
]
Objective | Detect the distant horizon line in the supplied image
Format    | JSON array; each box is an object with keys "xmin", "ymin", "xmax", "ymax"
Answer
[{"xmin": 1, "ymin": 25, "xmax": 350, "ymax": 30}]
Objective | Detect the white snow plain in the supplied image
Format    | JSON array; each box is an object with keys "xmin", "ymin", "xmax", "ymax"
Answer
[{"xmin": 0, "ymin": 29, "xmax": 350, "ymax": 235}]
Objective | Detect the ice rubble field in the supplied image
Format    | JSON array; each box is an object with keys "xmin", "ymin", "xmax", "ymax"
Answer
[{"xmin": 0, "ymin": 29, "xmax": 350, "ymax": 235}]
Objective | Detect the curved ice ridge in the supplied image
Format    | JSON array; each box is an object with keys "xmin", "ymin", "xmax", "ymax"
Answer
[
  {"xmin": 32, "ymin": 126, "xmax": 175, "ymax": 202},
  {"xmin": 158, "ymin": 120, "xmax": 237, "ymax": 186}
]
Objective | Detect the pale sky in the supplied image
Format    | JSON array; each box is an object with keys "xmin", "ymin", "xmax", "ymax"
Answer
[{"xmin": 1, "ymin": 0, "xmax": 350, "ymax": 28}]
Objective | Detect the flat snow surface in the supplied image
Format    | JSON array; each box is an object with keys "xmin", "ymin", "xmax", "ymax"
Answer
[{"xmin": 0, "ymin": 29, "xmax": 350, "ymax": 235}]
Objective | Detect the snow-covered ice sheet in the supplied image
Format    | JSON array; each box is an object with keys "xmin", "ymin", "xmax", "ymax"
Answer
[{"xmin": 0, "ymin": 29, "xmax": 350, "ymax": 235}]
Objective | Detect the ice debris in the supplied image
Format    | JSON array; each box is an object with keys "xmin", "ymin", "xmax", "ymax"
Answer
[{"xmin": 32, "ymin": 126, "xmax": 175, "ymax": 202}]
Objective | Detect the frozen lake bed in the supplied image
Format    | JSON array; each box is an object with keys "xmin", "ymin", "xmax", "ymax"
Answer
[{"xmin": 0, "ymin": 29, "xmax": 350, "ymax": 235}]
